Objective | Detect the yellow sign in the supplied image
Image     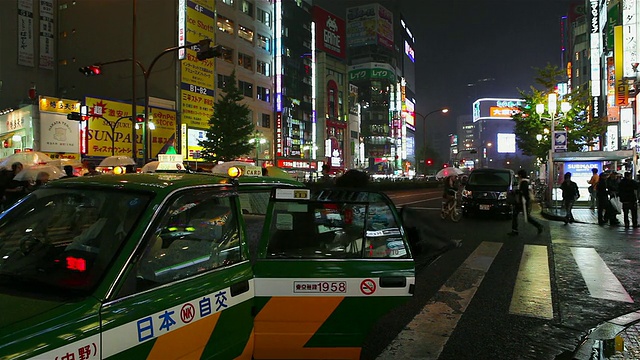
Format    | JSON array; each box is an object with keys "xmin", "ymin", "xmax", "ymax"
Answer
[
  {"xmin": 38, "ymin": 96, "xmax": 80, "ymax": 114},
  {"xmin": 148, "ymin": 107, "xmax": 178, "ymax": 158},
  {"xmin": 85, "ymin": 97, "xmax": 142, "ymax": 157},
  {"xmin": 180, "ymin": 1, "xmax": 215, "ymax": 129},
  {"xmin": 614, "ymin": 26, "xmax": 629, "ymax": 107},
  {"xmin": 43, "ymin": 152, "xmax": 80, "ymax": 160}
]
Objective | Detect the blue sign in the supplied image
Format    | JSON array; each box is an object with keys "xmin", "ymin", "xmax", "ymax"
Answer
[
  {"xmin": 565, "ymin": 162, "xmax": 601, "ymax": 176},
  {"xmin": 554, "ymin": 130, "xmax": 567, "ymax": 152}
]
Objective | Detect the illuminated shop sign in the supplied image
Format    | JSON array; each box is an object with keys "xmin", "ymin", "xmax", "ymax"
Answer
[
  {"xmin": 472, "ymin": 98, "xmax": 524, "ymax": 122},
  {"xmin": 404, "ymin": 41, "xmax": 415, "ymax": 62},
  {"xmin": 312, "ymin": 6, "xmax": 345, "ymax": 59}
]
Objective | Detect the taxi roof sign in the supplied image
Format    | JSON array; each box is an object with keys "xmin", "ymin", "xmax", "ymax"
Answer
[
  {"xmin": 275, "ymin": 188, "xmax": 310, "ymax": 200},
  {"xmin": 156, "ymin": 154, "xmax": 184, "ymax": 171},
  {"xmin": 227, "ymin": 164, "xmax": 263, "ymax": 178}
]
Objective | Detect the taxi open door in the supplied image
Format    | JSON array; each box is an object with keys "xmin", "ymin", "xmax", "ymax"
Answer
[{"xmin": 252, "ymin": 188, "xmax": 415, "ymax": 359}]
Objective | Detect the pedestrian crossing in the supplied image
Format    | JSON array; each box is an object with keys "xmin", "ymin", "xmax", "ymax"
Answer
[{"xmin": 377, "ymin": 241, "xmax": 635, "ymax": 359}]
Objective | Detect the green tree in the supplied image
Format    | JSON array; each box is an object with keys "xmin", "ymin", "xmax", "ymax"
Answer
[
  {"xmin": 199, "ymin": 71, "xmax": 255, "ymax": 162},
  {"xmin": 511, "ymin": 64, "xmax": 605, "ymax": 162}
]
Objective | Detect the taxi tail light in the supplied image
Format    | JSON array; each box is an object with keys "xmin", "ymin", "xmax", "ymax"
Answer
[{"xmin": 66, "ymin": 256, "xmax": 87, "ymax": 272}]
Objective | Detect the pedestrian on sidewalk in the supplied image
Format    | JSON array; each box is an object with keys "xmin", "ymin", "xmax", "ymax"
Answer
[
  {"xmin": 508, "ymin": 169, "xmax": 543, "ymax": 236},
  {"xmin": 608, "ymin": 172, "xmax": 622, "ymax": 226},
  {"xmin": 618, "ymin": 171, "xmax": 638, "ymax": 228},
  {"xmin": 587, "ymin": 168, "xmax": 599, "ymax": 210},
  {"xmin": 597, "ymin": 172, "xmax": 610, "ymax": 225},
  {"xmin": 560, "ymin": 172, "xmax": 579, "ymax": 224}
]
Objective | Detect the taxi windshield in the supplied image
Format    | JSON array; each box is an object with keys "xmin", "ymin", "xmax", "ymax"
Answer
[{"xmin": 0, "ymin": 188, "xmax": 150, "ymax": 298}]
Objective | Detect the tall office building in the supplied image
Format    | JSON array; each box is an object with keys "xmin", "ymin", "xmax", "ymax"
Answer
[
  {"xmin": 346, "ymin": 3, "xmax": 398, "ymax": 175},
  {"xmin": 215, "ymin": 0, "xmax": 275, "ymax": 165}
]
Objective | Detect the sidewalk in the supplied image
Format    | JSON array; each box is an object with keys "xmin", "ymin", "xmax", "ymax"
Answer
[{"xmin": 539, "ymin": 205, "xmax": 640, "ymax": 359}]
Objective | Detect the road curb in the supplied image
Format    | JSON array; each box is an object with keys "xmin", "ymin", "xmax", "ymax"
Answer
[{"xmin": 569, "ymin": 311, "xmax": 640, "ymax": 359}]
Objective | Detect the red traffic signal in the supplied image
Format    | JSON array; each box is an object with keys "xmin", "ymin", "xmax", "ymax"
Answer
[
  {"xmin": 135, "ymin": 115, "xmax": 145, "ymax": 123},
  {"xmin": 79, "ymin": 65, "xmax": 101, "ymax": 76},
  {"xmin": 426, "ymin": 159, "xmax": 433, "ymax": 166}
]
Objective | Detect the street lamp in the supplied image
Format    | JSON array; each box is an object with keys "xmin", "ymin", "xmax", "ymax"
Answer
[
  {"xmin": 415, "ymin": 107, "xmax": 449, "ymax": 174},
  {"xmin": 85, "ymin": 39, "xmax": 223, "ymax": 163},
  {"xmin": 95, "ymin": 115, "xmax": 135, "ymax": 156},
  {"xmin": 249, "ymin": 133, "xmax": 267, "ymax": 166},
  {"xmin": 536, "ymin": 93, "xmax": 571, "ymax": 209}
]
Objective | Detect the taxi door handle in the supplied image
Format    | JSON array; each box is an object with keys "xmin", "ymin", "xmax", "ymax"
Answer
[
  {"xmin": 379, "ymin": 276, "xmax": 406, "ymax": 288},
  {"xmin": 230, "ymin": 280, "xmax": 250, "ymax": 296}
]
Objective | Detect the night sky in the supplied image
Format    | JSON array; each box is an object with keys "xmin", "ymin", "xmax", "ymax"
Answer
[{"xmin": 314, "ymin": 0, "xmax": 574, "ymax": 149}]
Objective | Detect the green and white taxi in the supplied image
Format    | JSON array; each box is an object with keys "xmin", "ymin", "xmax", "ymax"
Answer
[{"xmin": 0, "ymin": 162, "xmax": 415, "ymax": 359}]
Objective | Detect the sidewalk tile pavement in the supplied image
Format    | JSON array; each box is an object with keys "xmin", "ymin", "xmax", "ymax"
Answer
[{"xmin": 539, "ymin": 206, "xmax": 640, "ymax": 359}]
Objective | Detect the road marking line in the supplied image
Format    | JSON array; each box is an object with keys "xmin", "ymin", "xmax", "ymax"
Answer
[
  {"xmin": 377, "ymin": 241, "xmax": 502, "ymax": 359},
  {"xmin": 395, "ymin": 197, "xmax": 443, "ymax": 207},
  {"xmin": 509, "ymin": 244, "xmax": 553, "ymax": 319},
  {"xmin": 570, "ymin": 247, "xmax": 634, "ymax": 303}
]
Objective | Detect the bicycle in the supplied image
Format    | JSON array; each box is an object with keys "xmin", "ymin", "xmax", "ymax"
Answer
[{"xmin": 441, "ymin": 190, "xmax": 462, "ymax": 222}]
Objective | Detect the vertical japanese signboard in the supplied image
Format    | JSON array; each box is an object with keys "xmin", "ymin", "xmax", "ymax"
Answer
[
  {"xmin": 180, "ymin": 0, "xmax": 215, "ymax": 130},
  {"xmin": 39, "ymin": 0, "xmax": 54, "ymax": 69},
  {"xmin": 17, "ymin": 0, "xmax": 34, "ymax": 67},
  {"xmin": 179, "ymin": 0, "xmax": 215, "ymax": 161}
]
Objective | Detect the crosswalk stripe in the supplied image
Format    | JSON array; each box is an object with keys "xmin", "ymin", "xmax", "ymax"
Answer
[
  {"xmin": 570, "ymin": 247, "xmax": 634, "ymax": 303},
  {"xmin": 509, "ymin": 244, "xmax": 554, "ymax": 319},
  {"xmin": 376, "ymin": 241, "xmax": 502, "ymax": 360}
]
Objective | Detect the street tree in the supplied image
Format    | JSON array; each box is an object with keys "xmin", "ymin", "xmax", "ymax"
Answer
[
  {"xmin": 199, "ymin": 70, "xmax": 255, "ymax": 163},
  {"xmin": 511, "ymin": 64, "xmax": 605, "ymax": 162}
]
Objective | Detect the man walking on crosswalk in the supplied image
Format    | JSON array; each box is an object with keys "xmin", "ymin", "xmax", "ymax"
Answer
[{"xmin": 508, "ymin": 169, "xmax": 544, "ymax": 236}]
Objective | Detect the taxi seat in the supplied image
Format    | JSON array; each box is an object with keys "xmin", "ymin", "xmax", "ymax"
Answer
[
  {"xmin": 243, "ymin": 214, "xmax": 265, "ymax": 262},
  {"xmin": 267, "ymin": 211, "xmax": 320, "ymax": 256}
]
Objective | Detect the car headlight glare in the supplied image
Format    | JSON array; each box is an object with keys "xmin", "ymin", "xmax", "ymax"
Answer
[{"xmin": 498, "ymin": 191, "xmax": 507, "ymax": 200}]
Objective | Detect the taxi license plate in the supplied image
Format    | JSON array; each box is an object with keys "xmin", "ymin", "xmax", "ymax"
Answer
[{"xmin": 479, "ymin": 204, "xmax": 491, "ymax": 210}]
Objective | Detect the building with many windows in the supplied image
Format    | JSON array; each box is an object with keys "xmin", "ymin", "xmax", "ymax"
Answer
[{"xmin": 215, "ymin": 0, "xmax": 275, "ymax": 165}]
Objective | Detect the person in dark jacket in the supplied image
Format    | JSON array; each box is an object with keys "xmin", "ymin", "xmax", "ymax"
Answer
[
  {"xmin": 508, "ymin": 169, "xmax": 543, "ymax": 236},
  {"xmin": 618, "ymin": 171, "xmax": 638, "ymax": 228},
  {"xmin": 559, "ymin": 172, "xmax": 579, "ymax": 224},
  {"xmin": 596, "ymin": 172, "xmax": 619, "ymax": 225}
]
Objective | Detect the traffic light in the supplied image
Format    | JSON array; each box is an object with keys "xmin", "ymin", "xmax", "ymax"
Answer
[
  {"xmin": 426, "ymin": 159, "xmax": 433, "ymax": 166},
  {"xmin": 67, "ymin": 105, "xmax": 89, "ymax": 121},
  {"xmin": 79, "ymin": 65, "xmax": 101, "ymax": 76},
  {"xmin": 67, "ymin": 112, "xmax": 82, "ymax": 121},
  {"xmin": 135, "ymin": 114, "xmax": 145, "ymax": 123},
  {"xmin": 196, "ymin": 39, "xmax": 223, "ymax": 60}
]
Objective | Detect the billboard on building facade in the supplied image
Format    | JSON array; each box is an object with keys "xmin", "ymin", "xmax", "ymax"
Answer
[
  {"xmin": 313, "ymin": 6, "xmax": 346, "ymax": 59},
  {"xmin": 472, "ymin": 98, "xmax": 524, "ymax": 122},
  {"xmin": 84, "ymin": 97, "xmax": 176, "ymax": 159},
  {"xmin": 346, "ymin": 3, "xmax": 393, "ymax": 50}
]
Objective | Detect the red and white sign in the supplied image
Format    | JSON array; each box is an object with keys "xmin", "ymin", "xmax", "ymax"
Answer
[
  {"xmin": 360, "ymin": 278, "xmax": 376, "ymax": 295},
  {"xmin": 313, "ymin": 6, "xmax": 346, "ymax": 59}
]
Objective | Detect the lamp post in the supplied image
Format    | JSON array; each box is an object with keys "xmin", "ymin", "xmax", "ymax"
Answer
[
  {"xmin": 88, "ymin": 39, "xmax": 223, "ymax": 163},
  {"xmin": 249, "ymin": 133, "xmax": 267, "ymax": 166},
  {"xmin": 98, "ymin": 115, "xmax": 134, "ymax": 156},
  {"xmin": 536, "ymin": 94, "xmax": 571, "ymax": 209},
  {"xmin": 415, "ymin": 107, "xmax": 449, "ymax": 174}
]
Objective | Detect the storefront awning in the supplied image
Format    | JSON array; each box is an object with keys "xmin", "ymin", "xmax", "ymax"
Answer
[{"xmin": 552, "ymin": 150, "xmax": 635, "ymax": 162}]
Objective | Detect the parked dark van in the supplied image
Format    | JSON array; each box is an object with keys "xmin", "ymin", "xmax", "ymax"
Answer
[{"xmin": 461, "ymin": 168, "xmax": 516, "ymax": 217}]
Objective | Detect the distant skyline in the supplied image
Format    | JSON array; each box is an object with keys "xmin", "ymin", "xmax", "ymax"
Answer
[{"xmin": 314, "ymin": 0, "xmax": 573, "ymax": 151}]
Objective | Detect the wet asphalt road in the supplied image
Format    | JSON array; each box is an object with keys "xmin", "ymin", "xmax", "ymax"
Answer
[{"xmin": 359, "ymin": 188, "xmax": 640, "ymax": 360}]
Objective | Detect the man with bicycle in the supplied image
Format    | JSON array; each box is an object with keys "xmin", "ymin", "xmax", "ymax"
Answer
[{"xmin": 442, "ymin": 175, "xmax": 458, "ymax": 209}]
